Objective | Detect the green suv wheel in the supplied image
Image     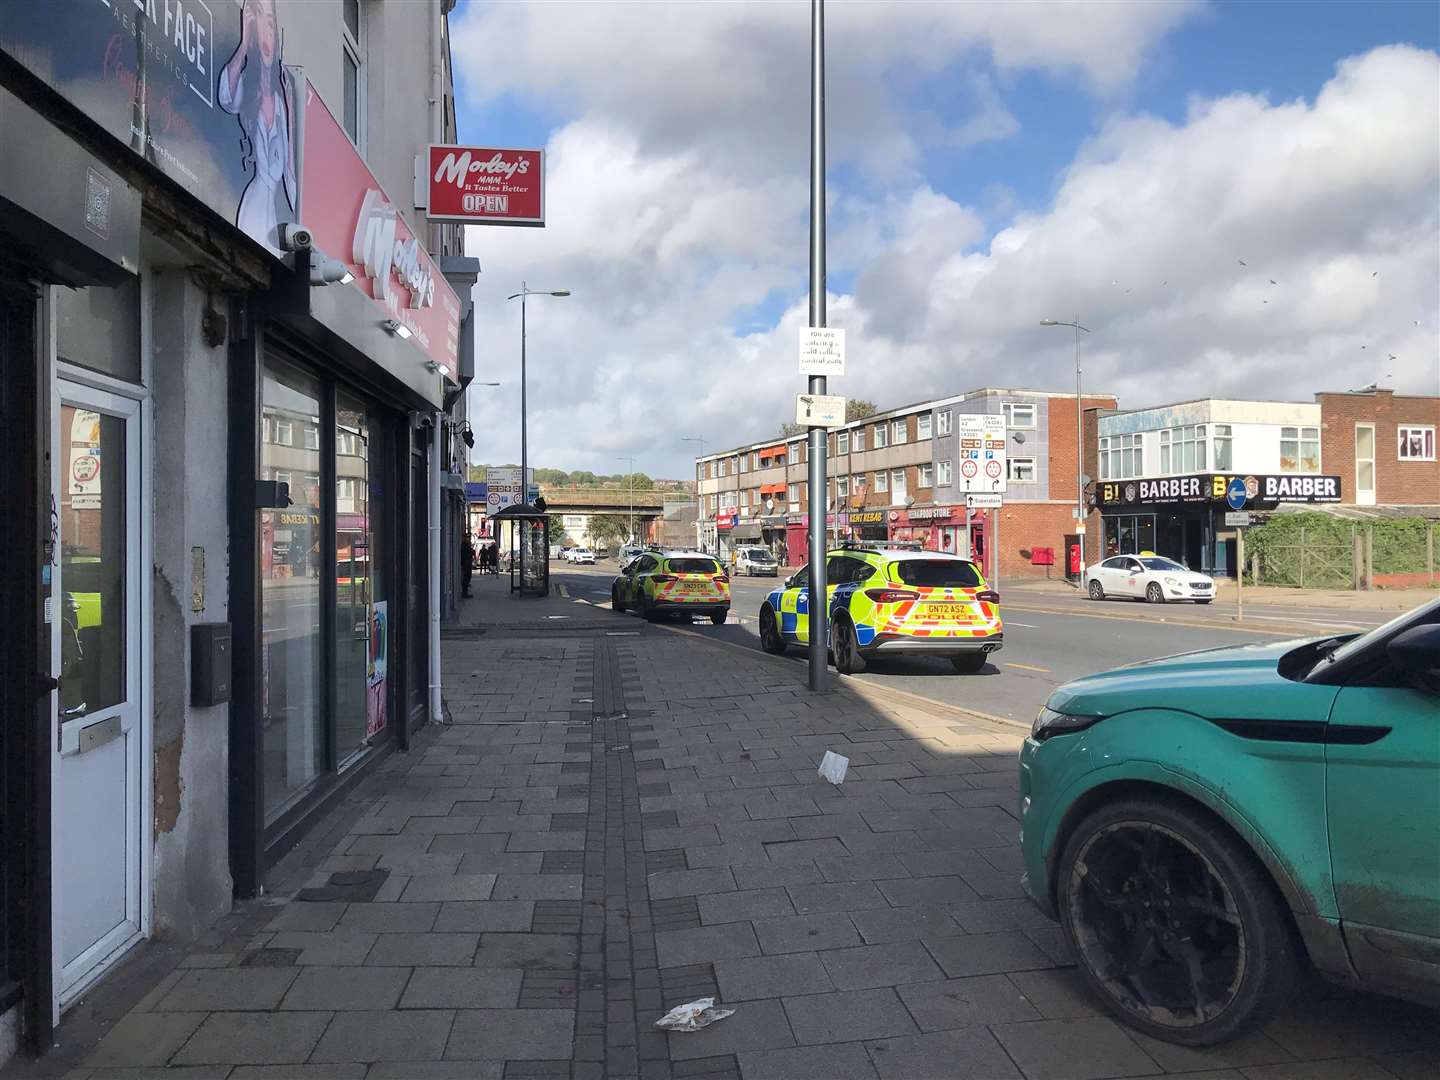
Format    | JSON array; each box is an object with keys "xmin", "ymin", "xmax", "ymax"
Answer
[{"xmin": 1057, "ymin": 795, "xmax": 1298, "ymax": 1046}]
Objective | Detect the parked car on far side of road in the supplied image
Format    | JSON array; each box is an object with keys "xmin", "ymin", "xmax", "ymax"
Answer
[
  {"xmin": 734, "ymin": 546, "xmax": 779, "ymax": 577},
  {"xmin": 1088, "ymin": 554, "xmax": 1214, "ymax": 604}
]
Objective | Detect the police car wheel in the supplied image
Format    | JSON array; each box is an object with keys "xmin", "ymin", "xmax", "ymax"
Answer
[
  {"xmin": 833, "ymin": 618, "xmax": 866, "ymax": 675},
  {"xmin": 710, "ymin": 610, "xmax": 728, "ymax": 625},
  {"xmin": 759, "ymin": 607, "xmax": 786, "ymax": 654},
  {"xmin": 950, "ymin": 653, "xmax": 986, "ymax": 674}
]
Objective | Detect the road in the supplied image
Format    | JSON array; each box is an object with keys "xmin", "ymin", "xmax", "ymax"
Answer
[{"xmin": 548, "ymin": 561, "xmax": 1384, "ymax": 725}]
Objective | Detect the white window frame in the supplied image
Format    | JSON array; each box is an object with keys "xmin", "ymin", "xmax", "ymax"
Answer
[
  {"xmin": 1280, "ymin": 425, "xmax": 1320, "ymax": 473},
  {"xmin": 892, "ymin": 419, "xmax": 907, "ymax": 445},
  {"xmin": 341, "ymin": 0, "xmax": 367, "ymax": 153},
  {"xmin": 1003, "ymin": 401, "xmax": 1037, "ymax": 429},
  {"xmin": 275, "ymin": 418, "xmax": 293, "ymax": 446},
  {"xmin": 274, "ymin": 469, "xmax": 293, "ymax": 490},
  {"xmin": 1213, "ymin": 424, "xmax": 1233, "ymax": 472},
  {"xmin": 1007, "ymin": 457, "xmax": 1036, "ymax": 482},
  {"xmin": 739, "ymin": 454, "xmax": 748, "ymax": 474},
  {"xmin": 788, "ymin": 483, "xmax": 801, "ymax": 504},
  {"xmin": 937, "ymin": 459, "xmax": 953, "ymax": 486},
  {"xmin": 873, "ymin": 423, "xmax": 887, "ymax": 449},
  {"xmin": 917, "ymin": 414, "xmax": 932, "ymax": 440},
  {"xmin": 936, "ymin": 410, "xmax": 952, "ymax": 437},
  {"xmin": 1398, "ymin": 425, "xmax": 1436, "ymax": 461},
  {"xmin": 919, "ymin": 463, "xmax": 934, "ymax": 487},
  {"xmin": 837, "ymin": 476, "xmax": 849, "ymax": 498},
  {"xmin": 874, "ymin": 470, "xmax": 888, "ymax": 493},
  {"xmin": 837, "ymin": 431, "xmax": 849, "ymax": 455},
  {"xmin": 852, "ymin": 429, "xmax": 865, "ymax": 452},
  {"xmin": 1355, "ymin": 422, "xmax": 1377, "ymax": 506}
]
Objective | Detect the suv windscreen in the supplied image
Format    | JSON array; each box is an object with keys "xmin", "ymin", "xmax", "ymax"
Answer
[
  {"xmin": 1139, "ymin": 557, "xmax": 1186, "ymax": 572},
  {"xmin": 892, "ymin": 559, "xmax": 983, "ymax": 588},
  {"xmin": 667, "ymin": 558, "xmax": 720, "ymax": 575}
]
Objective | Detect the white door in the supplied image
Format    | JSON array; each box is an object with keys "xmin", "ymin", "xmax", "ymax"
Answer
[
  {"xmin": 52, "ymin": 383, "xmax": 144, "ymax": 1008},
  {"xmin": 891, "ymin": 469, "xmax": 907, "ymax": 507},
  {"xmin": 1355, "ymin": 424, "xmax": 1377, "ymax": 506}
]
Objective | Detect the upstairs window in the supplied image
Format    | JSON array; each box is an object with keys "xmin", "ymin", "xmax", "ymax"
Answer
[
  {"xmin": 917, "ymin": 414, "xmax": 932, "ymax": 440},
  {"xmin": 1399, "ymin": 425, "xmax": 1436, "ymax": 461},
  {"xmin": 936, "ymin": 411, "xmax": 952, "ymax": 436},
  {"xmin": 892, "ymin": 419, "xmax": 907, "ymax": 445},
  {"xmin": 1280, "ymin": 426, "xmax": 1320, "ymax": 472},
  {"xmin": 342, "ymin": 0, "xmax": 366, "ymax": 150},
  {"xmin": 874, "ymin": 423, "xmax": 888, "ymax": 449},
  {"xmin": 1003, "ymin": 402, "xmax": 1036, "ymax": 429}
]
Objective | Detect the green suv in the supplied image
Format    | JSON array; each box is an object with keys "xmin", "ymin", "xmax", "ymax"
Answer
[{"xmin": 1019, "ymin": 600, "xmax": 1440, "ymax": 1045}]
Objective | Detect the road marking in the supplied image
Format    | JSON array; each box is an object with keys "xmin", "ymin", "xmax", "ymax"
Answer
[
  {"xmin": 1004, "ymin": 662, "xmax": 1051, "ymax": 673},
  {"xmin": 556, "ymin": 582, "xmax": 570, "ymax": 598},
  {"xmin": 1002, "ymin": 603, "xmax": 1298, "ymax": 637},
  {"xmin": 1005, "ymin": 622, "xmax": 1039, "ymax": 629}
]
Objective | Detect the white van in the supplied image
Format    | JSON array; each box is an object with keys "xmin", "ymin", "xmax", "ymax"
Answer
[{"xmin": 734, "ymin": 546, "xmax": 779, "ymax": 577}]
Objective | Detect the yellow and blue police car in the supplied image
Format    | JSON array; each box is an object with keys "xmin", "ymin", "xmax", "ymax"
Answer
[
  {"xmin": 611, "ymin": 548, "xmax": 731, "ymax": 624},
  {"xmin": 758, "ymin": 542, "xmax": 1002, "ymax": 674}
]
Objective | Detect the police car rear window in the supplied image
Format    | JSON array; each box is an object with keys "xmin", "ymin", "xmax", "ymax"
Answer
[
  {"xmin": 667, "ymin": 558, "xmax": 721, "ymax": 575},
  {"xmin": 893, "ymin": 560, "xmax": 982, "ymax": 588}
]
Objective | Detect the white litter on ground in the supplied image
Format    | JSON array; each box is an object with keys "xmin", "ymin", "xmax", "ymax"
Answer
[
  {"xmin": 818, "ymin": 751, "xmax": 849, "ymax": 785},
  {"xmin": 654, "ymin": 998, "xmax": 735, "ymax": 1032}
]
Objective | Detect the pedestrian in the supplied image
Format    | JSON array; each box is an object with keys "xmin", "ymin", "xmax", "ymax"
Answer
[{"xmin": 461, "ymin": 534, "xmax": 474, "ymax": 597}]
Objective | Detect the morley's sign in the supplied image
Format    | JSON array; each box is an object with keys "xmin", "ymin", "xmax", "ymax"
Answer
[
  {"xmin": 427, "ymin": 145, "xmax": 544, "ymax": 227},
  {"xmin": 1, "ymin": 0, "xmax": 303, "ymax": 259},
  {"xmin": 299, "ymin": 81, "xmax": 460, "ymax": 372},
  {"xmin": 1098, "ymin": 473, "xmax": 1342, "ymax": 508}
]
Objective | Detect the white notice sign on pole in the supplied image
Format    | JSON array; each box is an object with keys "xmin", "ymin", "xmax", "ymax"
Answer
[
  {"xmin": 956, "ymin": 414, "xmax": 1007, "ymax": 493},
  {"xmin": 796, "ymin": 394, "xmax": 846, "ymax": 428},
  {"xmin": 798, "ymin": 327, "xmax": 846, "ymax": 377}
]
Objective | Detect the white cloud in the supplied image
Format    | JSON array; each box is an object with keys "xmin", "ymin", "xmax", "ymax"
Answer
[{"xmin": 454, "ymin": 4, "xmax": 1439, "ymax": 476}]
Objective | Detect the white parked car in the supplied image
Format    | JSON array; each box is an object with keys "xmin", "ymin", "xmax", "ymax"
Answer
[
  {"xmin": 567, "ymin": 547, "xmax": 596, "ymax": 565},
  {"xmin": 733, "ymin": 546, "xmax": 779, "ymax": 577},
  {"xmin": 1087, "ymin": 554, "xmax": 1215, "ymax": 604}
]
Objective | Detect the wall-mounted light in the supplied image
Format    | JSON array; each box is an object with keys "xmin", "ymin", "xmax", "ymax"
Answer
[
  {"xmin": 426, "ymin": 360, "xmax": 452, "ymax": 378},
  {"xmin": 383, "ymin": 319, "xmax": 413, "ymax": 340}
]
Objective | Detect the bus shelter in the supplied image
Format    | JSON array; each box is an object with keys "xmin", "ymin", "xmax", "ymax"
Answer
[{"xmin": 493, "ymin": 503, "xmax": 550, "ymax": 597}]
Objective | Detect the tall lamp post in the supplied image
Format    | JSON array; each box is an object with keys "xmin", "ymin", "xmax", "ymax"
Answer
[
  {"xmin": 506, "ymin": 283, "xmax": 569, "ymax": 592},
  {"xmin": 682, "ymin": 436, "xmax": 706, "ymax": 552},
  {"xmin": 805, "ymin": 0, "xmax": 829, "ymax": 692},
  {"xmin": 1040, "ymin": 317, "xmax": 1091, "ymax": 582},
  {"xmin": 616, "ymin": 455, "xmax": 636, "ymax": 547}
]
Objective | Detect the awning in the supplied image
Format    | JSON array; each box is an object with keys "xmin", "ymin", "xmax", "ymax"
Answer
[
  {"xmin": 730, "ymin": 522, "xmax": 764, "ymax": 540},
  {"xmin": 757, "ymin": 445, "xmax": 786, "ymax": 460}
]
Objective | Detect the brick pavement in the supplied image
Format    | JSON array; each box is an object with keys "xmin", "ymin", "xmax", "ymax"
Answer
[{"xmin": 27, "ymin": 583, "xmax": 1440, "ymax": 1079}]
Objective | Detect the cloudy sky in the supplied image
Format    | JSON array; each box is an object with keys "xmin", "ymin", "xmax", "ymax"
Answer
[{"xmin": 450, "ymin": 0, "xmax": 1440, "ymax": 479}]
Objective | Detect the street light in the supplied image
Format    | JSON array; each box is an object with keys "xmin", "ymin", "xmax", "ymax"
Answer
[
  {"xmin": 506, "ymin": 283, "xmax": 569, "ymax": 593},
  {"xmin": 682, "ymin": 436, "xmax": 707, "ymax": 552},
  {"xmin": 1040, "ymin": 317, "xmax": 1091, "ymax": 582},
  {"xmin": 616, "ymin": 455, "xmax": 636, "ymax": 547}
]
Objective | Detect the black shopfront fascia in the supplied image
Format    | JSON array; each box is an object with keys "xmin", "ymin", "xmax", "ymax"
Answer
[{"xmin": 227, "ymin": 263, "xmax": 448, "ymax": 897}]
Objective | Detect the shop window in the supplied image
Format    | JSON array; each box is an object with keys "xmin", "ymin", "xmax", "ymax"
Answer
[
  {"xmin": 874, "ymin": 471, "xmax": 888, "ymax": 493},
  {"xmin": 1279, "ymin": 426, "xmax": 1320, "ymax": 472},
  {"xmin": 335, "ymin": 392, "xmax": 384, "ymax": 769},
  {"xmin": 260, "ymin": 358, "xmax": 323, "ymax": 822},
  {"xmin": 1398, "ymin": 425, "xmax": 1436, "ymax": 461},
  {"xmin": 1003, "ymin": 401, "xmax": 1036, "ymax": 429},
  {"xmin": 917, "ymin": 414, "xmax": 932, "ymax": 440},
  {"xmin": 937, "ymin": 459, "xmax": 953, "ymax": 486},
  {"xmin": 56, "ymin": 279, "xmax": 142, "ymax": 382},
  {"xmin": 919, "ymin": 463, "xmax": 934, "ymax": 488},
  {"xmin": 1007, "ymin": 458, "xmax": 1036, "ymax": 482},
  {"xmin": 892, "ymin": 419, "xmax": 907, "ymax": 445},
  {"xmin": 937, "ymin": 410, "xmax": 952, "ymax": 437},
  {"xmin": 1213, "ymin": 424, "xmax": 1233, "ymax": 470},
  {"xmin": 837, "ymin": 431, "xmax": 849, "ymax": 455}
]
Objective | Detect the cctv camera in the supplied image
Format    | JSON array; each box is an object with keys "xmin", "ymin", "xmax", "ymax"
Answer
[
  {"xmin": 279, "ymin": 223, "xmax": 314, "ymax": 252},
  {"xmin": 308, "ymin": 250, "xmax": 354, "ymax": 286}
]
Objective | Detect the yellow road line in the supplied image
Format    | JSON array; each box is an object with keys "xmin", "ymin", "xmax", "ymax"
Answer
[
  {"xmin": 1000, "ymin": 603, "xmax": 1301, "ymax": 637},
  {"xmin": 1004, "ymin": 662, "xmax": 1051, "ymax": 673}
]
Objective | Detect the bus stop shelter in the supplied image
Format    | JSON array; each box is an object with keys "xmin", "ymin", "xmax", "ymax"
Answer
[{"xmin": 493, "ymin": 503, "xmax": 550, "ymax": 597}]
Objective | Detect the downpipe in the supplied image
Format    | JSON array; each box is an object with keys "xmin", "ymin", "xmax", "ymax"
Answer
[{"xmin": 429, "ymin": 410, "xmax": 443, "ymax": 725}]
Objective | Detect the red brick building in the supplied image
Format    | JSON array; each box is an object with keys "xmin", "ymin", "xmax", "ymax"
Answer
[{"xmin": 1317, "ymin": 390, "xmax": 1440, "ymax": 507}]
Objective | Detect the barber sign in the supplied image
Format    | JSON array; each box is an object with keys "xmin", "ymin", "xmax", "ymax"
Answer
[{"xmin": 427, "ymin": 146, "xmax": 544, "ymax": 226}]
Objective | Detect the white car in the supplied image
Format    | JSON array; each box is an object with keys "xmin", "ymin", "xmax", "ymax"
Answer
[
  {"xmin": 567, "ymin": 548, "xmax": 596, "ymax": 565},
  {"xmin": 1086, "ymin": 554, "xmax": 1215, "ymax": 604}
]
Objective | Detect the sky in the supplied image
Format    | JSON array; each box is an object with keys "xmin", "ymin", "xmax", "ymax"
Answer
[{"xmin": 449, "ymin": 0, "xmax": 1440, "ymax": 479}]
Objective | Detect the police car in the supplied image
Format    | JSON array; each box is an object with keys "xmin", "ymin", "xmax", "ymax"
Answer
[
  {"xmin": 611, "ymin": 548, "xmax": 731, "ymax": 624},
  {"xmin": 758, "ymin": 543, "xmax": 1002, "ymax": 674}
]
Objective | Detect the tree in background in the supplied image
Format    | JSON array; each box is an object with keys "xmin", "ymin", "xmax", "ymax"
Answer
[
  {"xmin": 547, "ymin": 517, "xmax": 566, "ymax": 545},
  {"xmin": 587, "ymin": 513, "xmax": 632, "ymax": 552}
]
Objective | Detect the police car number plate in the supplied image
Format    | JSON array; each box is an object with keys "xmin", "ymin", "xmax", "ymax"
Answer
[
  {"xmin": 680, "ymin": 582, "xmax": 709, "ymax": 593},
  {"xmin": 922, "ymin": 603, "xmax": 971, "ymax": 619}
]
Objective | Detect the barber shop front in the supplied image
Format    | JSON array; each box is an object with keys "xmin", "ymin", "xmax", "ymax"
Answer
[{"xmin": 1097, "ymin": 473, "xmax": 1343, "ymax": 575}]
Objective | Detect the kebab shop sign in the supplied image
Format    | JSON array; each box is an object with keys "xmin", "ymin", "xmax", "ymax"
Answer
[
  {"xmin": 300, "ymin": 81, "xmax": 460, "ymax": 370},
  {"xmin": 427, "ymin": 146, "xmax": 544, "ymax": 227}
]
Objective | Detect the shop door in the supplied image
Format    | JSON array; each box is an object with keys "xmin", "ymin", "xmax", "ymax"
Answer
[
  {"xmin": 52, "ymin": 382, "xmax": 144, "ymax": 1007},
  {"xmin": 407, "ymin": 444, "xmax": 428, "ymax": 732}
]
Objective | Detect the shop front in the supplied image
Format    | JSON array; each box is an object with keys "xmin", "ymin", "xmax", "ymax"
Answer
[
  {"xmin": 1096, "ymin": 473, "xmax": 1342, "ymax": 575},
  {"xmin": 885, "ymin": 505, "xmax": 992, "ymax": 561}
]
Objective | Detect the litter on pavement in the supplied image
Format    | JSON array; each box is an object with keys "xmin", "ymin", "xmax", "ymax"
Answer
[
  {"xmin": 654, "ymin": 997, "xmax": 735, "ymax": 1032},
  {"xmin": 818, "ymin": 750, "xmax": 849, "ymax": 785}
]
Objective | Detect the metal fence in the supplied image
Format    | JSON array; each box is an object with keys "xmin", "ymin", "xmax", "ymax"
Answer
[{"xmin": 1249, "ymin": 520, "xmax": 1438, "ymax": 590}]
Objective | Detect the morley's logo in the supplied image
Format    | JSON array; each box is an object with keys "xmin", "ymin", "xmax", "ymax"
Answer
[
  {"xmin": 352, "ymin": 190, "xmax": 436, "ymax": 310},
  {"xmin": 432, "ymin": 149, "xmax": 530, "ymax": 187}
]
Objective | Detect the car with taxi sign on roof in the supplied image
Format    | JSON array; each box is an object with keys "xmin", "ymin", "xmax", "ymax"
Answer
[
  {"xmin": 757, "ymin": 542, "xmax": 1003, "ymax": 674},
  {"xmin": 611, "ymin": 548, "xmax": 731, "ymax": 624}
]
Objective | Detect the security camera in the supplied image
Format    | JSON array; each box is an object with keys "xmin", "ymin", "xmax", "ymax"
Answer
[
  {"xmin": 308, "ymin": 250, "xmax": 354, "ymax": 286},
  {"xmin": 278, "ymin": 223, "xmax": 314, "ymax": 252}
]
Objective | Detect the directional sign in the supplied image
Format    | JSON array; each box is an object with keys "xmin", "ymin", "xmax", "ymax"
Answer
[
  {"xmin": 966, "ymin": 493, "xmax": 1002, "ymax": 509},
  {"xmin": 1226, "ymin": 477, "xmax": 1248, "ymax": 510},
  {"xmin": 956, "ymin": 414, "xmax": 1007, "ymax": 493},
  {"xmin": 1225, "ymin": 511, "xmax": 1253, "ymax": 527},
  {"xmin": 798, "ymin": 327, "xmax": 846, "ymax": 377},
  {"xmin": 796, "ymin": 393, "xmax": 846, "ymax": 428}
]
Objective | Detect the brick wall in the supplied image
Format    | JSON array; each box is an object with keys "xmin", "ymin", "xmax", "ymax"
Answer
[
  {"xmin": 1318, "ymin": 391, "xmax": 1440, "ymax": 504},
  {"xmin": 990, "ymin": 500, "xmax": 1102, "ymax": 581},
  {"xmin": 1047, "ymin": 396, "xmax": 1116, "ymax": 502}
]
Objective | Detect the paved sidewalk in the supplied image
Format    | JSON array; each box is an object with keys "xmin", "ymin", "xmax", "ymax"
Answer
[{"xmin": 24, "ymin": 581, "xmax": 1440, "ymax": 1079}]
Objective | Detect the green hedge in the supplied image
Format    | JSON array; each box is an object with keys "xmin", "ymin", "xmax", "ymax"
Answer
[{"xmin": 1247, "ymin": 512, "xmax": 1435, "ymax": 584}]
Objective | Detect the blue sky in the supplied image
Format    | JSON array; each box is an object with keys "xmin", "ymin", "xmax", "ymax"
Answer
[{"xmin": 449, "ymin": 1, "xmax": 1440, "ymax": 476}]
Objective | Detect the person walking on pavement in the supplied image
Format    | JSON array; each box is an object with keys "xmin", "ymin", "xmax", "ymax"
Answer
[{"xmin": 462, "ymin": 534, "xmax": 474, "ymax": 598}]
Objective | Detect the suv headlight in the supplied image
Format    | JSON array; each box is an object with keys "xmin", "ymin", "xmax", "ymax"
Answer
[{"xmin": 1031, "ymin": 706, "xmax": 1103, "ymax": 742}]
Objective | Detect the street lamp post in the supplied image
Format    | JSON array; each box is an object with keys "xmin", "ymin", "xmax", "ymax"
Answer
[
  {"xmin": 1040, "ymin": 317, "xmax": 1091, "ymax": 582},
  {"xmin": 616, "ymin": 455, "xmax": 636, "ymax": 547},
  {"xmin": 682, "ymin": 436, "xmax": 706, "ymax": 552},
  {"xmin": 506, "ymin": 283, "xmax": 569, "ymax": 593},
  {"xmin": 805, "ymin": 0, "xmax": 829, "ymax": 692}
]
